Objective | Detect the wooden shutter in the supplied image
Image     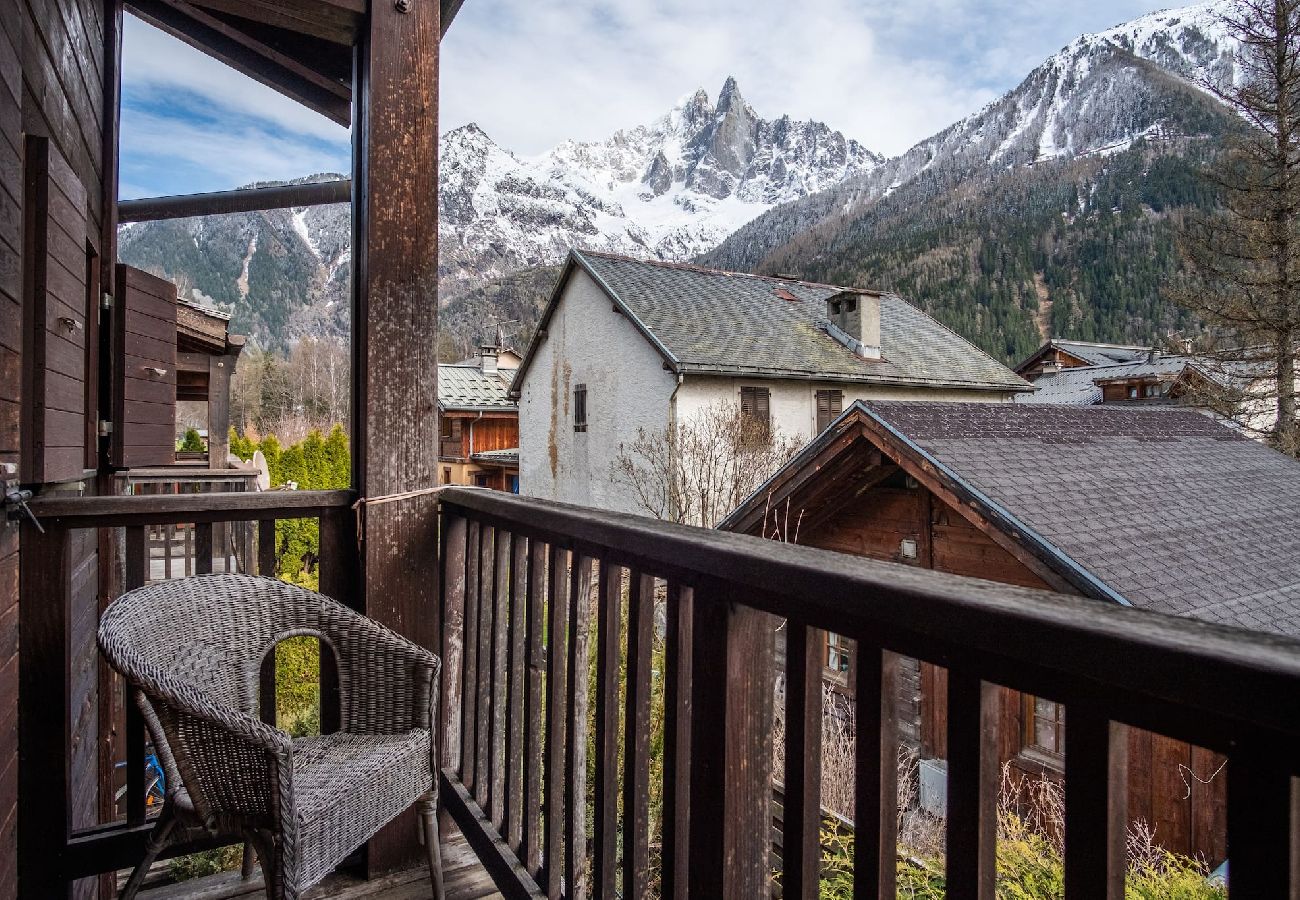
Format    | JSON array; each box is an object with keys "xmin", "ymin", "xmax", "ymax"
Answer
[
  {"xmin": 816, "ymin": 389, "xmax": 843, "ymax": 432},
  {"xmin": 112, "ymin": 266, "xmax": 176, "ymax": 467},
  {"xmin": 21, "ymin": 137, "xmax": 89, "ymax": 483},
  {"xmin": 574, "ymin": 384, "xmax": 587, "ymax": 432}
]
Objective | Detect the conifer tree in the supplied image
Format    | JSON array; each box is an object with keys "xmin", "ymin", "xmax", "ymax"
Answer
[{"xmin": 1172, "ymin": 0, "xmax": 1300, "ymax": 452}]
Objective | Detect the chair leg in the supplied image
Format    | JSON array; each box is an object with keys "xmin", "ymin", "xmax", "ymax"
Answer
[
  {"xmin": 418, "ymin": 791, "xmax": 444, "ymax": 900},
  {"xmin": 240, "ymin": 841, "xmax": 256, "ymax": 879},
  {"xmin": 249, "ymin": 830, "xmax": 291, "ymax": 900},
  {"xmin": 119, "ymin": 805, "xmax": 177, "ymax": 900}
]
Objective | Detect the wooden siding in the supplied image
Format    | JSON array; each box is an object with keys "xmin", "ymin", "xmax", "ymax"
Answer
[
  {"xmin": 21, "ymin": 135, "xmax": 88, "ymax": 483},
  {"xmin": 112, "ymin": 265, "xmax": 176, "ymax": 467},
  {"xmin": 804, "ymin": 478, "xmax": 1229, "ymax": 863},
  {"xmin": 440, "ymin": 412, "xmax": 518, "ymax": 460}
]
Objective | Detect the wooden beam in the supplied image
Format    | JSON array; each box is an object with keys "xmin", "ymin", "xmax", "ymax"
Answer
[
  {"xmin": 353, "ymin": 0, "xmax": 441, "ymax": 873},
  {"xmin": 118, "ymin": 179, "xmax": 350, "ymax": 222},
  {"xmin": 184, "ymin": 0, "xmax": 362, "ymax": 45},
  {"xmin": 124, "ymin": 0, "xmax": 351, "ymax": 125}
]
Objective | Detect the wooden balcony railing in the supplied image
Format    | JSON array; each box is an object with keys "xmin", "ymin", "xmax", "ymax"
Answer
[
  {"xmin": 18, "ymin": 489, "xmax": 356, "ymax": 897},
  {"xmin": 437, "ymin": 487, "xmax": 1300, "ymax": 900}
]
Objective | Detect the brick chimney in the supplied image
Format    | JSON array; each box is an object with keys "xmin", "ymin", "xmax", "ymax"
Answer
[{"xmin": 825, "ymin": 291, "xmax": 882, "ymax": 360}]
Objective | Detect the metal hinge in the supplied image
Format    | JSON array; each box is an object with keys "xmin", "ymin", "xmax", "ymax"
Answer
[
  {"xmin": 2, "ymin": 466, "xmax": 42, "ymax": 534},
  {"xmin": 98, "ymin": 419, "xmax": 113, "ymax": 437}
]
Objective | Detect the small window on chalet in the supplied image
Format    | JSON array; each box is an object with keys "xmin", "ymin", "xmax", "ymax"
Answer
[
  {"xmin": 1128, "ymin": 386, "xmax": 1139, "ymax": 399},
  {"xmin": 574, "ymin": 384, "xmax": 588, "ymax": 433},
  {"xmin": 739, "ymin": 386, "xmax": 771, "ymax": 438},
  {"xmin": 443, "ymin": 467, "xmax": 452, "ymax": 484},
  {"xmin": 825, "ymin": 633, "xmax": 851, "ymax": 676},
  {"xmin": 1143, "ymin": 384, "xmax": 1159, "ymax": 398},
  {"xmin": 1025, "ymin": 696, "xmax": 1065, "ymax": 757},
  {"xmin": 816, "ymin": 389, "xmax": 843, "ymax": 432}
]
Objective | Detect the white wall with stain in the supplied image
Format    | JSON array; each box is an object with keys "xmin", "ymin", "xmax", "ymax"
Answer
[{"xmin": 517, "ymin": 268, "xmax": 676, "ymax": 513}]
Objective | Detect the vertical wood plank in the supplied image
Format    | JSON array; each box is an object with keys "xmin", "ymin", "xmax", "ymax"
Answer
[
  {"xmin": 257, "ymin": 518, "xmax": 276, "ymax": 578},
  {"xmin": 521, "ymin": 538, "xmax": 546, "ymax": 879},
  {"xmin": 193, "ymin": 522, "xmax": 212, "ymax": 575},
  {"xmin": 17, "ymin": 524, "xmax": 73, "ymax": 899},
  {"xmin": 686, "ymin": 584, "xmax": 773, "ymax": 899},
  {"xmin": 123, "ymin": 526, "xmax": 147, "ymax": 827},
  {"xmin": 564, "ymin": 554, "xmax": 594, "ymax": 900},
  {"xmin": 623, "ymin": 572, "xmax": 654, "ymax": 899},
  {"xmin": 474, "ymin": 526, "xmax": 495, "ymax": 809},
  {"xmin": 661, "ymin": 581, "xmax": 693, "ymax": 900},
  {"xmin": 488, "ymin": 527, "xmax": 509, "ymax": 829},
  {"xmin": 854, "ymin": 646, "xmax": 899, "ymax": 900},
  {"xmin": 593, "ymin": 559, "xmax": 622, "ymax": 900},
  {"xmin": 317, "ymin": 509, "xmax": 357, "ymax": 735},
  {"xmin": 1228, "ymin": 752, "xmax": 1292, "ymax": 899},
  {"xmin": 543, "ymin": 545, "xmax": 568, "ymax": 899},
  {"xmin": 504, "ymin": 532, "xmax": 527, "ymax": 852},
  {"xmin": 438, "ymin": 512, "xmax": 468, "ymax": 832},
  {"xmin": 945, "ymin": 671, "xmax": 997, "ymax": 900},
  {"xmin": 782, "ymin": 621, "xmax": 822, "ymax": 900},
  {"xmin": 1064, "ymin": 711, "xmax": 1126, "ymax": 900},
  {"xmin": 460, "ymin": 520, "xmax": 480, "ymax": 790}
]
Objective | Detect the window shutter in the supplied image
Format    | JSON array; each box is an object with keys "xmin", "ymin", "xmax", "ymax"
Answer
[
  {"xmin": 22, "ymin": 136, "xmax": 90, "ymax": 483},
  {"xmin": 574, "ymin": 384, "xmax": 587, "ymax": 432},
  {"xmin": 815, "ymin": 389, "xmax": 843, "ymax": 432},
  {"xmin": 112, "ymin": 265, "xmax": 177, "ymax": 468},
  {"xmin": 756, "ymin": 388, "xmax": 769, "ymax": 426}
]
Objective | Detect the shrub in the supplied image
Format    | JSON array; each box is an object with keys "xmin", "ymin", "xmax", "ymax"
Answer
[{"xmin": 178, "ymin": 427, "xmax": 205, "ymax": 452}]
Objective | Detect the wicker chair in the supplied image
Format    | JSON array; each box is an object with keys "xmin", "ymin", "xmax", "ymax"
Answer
[{"xmin": 98, "ymin": 573, "xmax": 444, "ymax": 900}]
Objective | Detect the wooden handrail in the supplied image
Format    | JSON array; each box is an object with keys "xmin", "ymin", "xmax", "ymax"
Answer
[
  {"xmin": 28, "ymin": 489, "xmax": 354, "ymax": 528},
  {"xmin": 439, "ymin": 487, "xmax": 1300, "ymax": 751}
]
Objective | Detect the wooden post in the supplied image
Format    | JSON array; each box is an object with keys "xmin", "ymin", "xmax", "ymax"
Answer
[
  {"xmin": 686, "ymin": 585, "xmax": 773, "ymax": 898},
  {"xmin": 352, "ymin": 0, "xmax": 440, "ymax": 872},
  {"xmin": 17, "ymin": 525, "xmax": 72, "ymax": 899},
  {"xmin": 205, "ymin": 347, "xmax": 237, "ymax": 468}
]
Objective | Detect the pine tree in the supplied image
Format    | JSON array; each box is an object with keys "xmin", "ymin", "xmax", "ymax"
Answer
[
  {"xmin": 179, "ymin": 427, "xmax": 205, "ymax": 453},
  {"xmin": 1172, "ymin": 0, "xmax": 1300, "ymax": 452}
]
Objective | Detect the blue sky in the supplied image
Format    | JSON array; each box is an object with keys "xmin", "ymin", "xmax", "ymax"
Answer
[{"xmin": 120, "ymin": 0, "xmax": 1186, "ymax": 198}]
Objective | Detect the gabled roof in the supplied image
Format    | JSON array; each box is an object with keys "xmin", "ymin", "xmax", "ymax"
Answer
[
  {"xmin": 509, "ymin": 251, "xmax": 1030, "ymax": 396},
  {"xmin": 1016, "ymin": 356, "xmax": 1196, "ymax": 405},
  {"xmin": 438, "ymin": 363, "xmax": 515, "ymax": 412},
  {"xmin": 1015, "ymin": 339, "xmax": 1153, "ymax": 374},
  {"xmin": 723, "ymin": 401, "xmax": 1300, "ymax": 639}
]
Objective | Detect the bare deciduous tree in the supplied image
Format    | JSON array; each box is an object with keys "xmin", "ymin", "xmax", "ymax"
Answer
[
  {"xmin": 1171, "ymin": 0, "xmax": 1300, "ymax": 452},
  {"xmin": 610, "ymin": 401, "xmax": 802, "ymax": 529}
]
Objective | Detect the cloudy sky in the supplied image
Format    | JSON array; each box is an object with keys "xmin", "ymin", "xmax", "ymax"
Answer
[{"xmin": 120, "ymin": 0, "xmax": 1184, "ymax": 198}]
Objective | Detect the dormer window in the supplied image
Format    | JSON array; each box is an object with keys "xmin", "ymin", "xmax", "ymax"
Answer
[
  {"xmin": 831, "ymin": 300, "xmax": 842, "ymax": 315},
  {"xmin": 844, "ymin": 297, "xmax": 857, "ymax": 313}
]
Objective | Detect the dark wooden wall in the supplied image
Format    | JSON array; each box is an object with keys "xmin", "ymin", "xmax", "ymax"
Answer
[
  {"xmin": 1, "ymin": 0, "xmax": 111, "ymax": 893},
  {"xmin": 802, "ymin": 479, "xmax": 1229, "ymax": 863}
]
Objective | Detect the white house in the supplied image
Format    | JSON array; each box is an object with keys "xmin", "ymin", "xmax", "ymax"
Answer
[{"xmin": 508, "ymin": 250, "xmax": 1032, "ymax": 515}]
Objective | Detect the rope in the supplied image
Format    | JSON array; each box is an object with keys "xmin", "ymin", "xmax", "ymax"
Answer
[{"xmin": 351, "ymin": 485, "xmax": 450, "ymax": 549}]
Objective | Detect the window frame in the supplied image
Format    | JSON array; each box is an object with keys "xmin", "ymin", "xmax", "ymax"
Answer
[
  {"xmin": 1022, "ymin": 694, "xmax": 1066, "ymax": 760},
  {"xmin": 574, "ymin": 383, "xmax": 588, "ymax": 433}
]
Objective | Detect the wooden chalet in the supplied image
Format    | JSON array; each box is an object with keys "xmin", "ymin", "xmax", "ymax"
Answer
[
  {"xmin": 721, "ymin": 400, "xmax": 1300, "ymax": 864},
  {"xmin": 438, "ymin": 342, "xmax": 519, "ymax": 492},
  {"xmin": 1, "ymin": 2, "xmax": 1298, "ymax": 900}
]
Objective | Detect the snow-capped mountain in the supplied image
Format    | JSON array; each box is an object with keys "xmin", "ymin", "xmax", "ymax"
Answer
[
  {"xmin": 438, "ymin": 77, "xmax": 882, "ymax": 293},
  {"xmin": 705, "ymin": 1, "xmax": 1241, "ymax": 273}
]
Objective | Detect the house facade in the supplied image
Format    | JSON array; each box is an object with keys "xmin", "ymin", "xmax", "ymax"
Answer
[
  {"xmin": 510, "ymin": 251, "xmax": 1031, "ymax": 514},
  {"xmin": 438, "ymin": 343, "xmax": 519, "ymax": 491},
  {"xmin": 722, "ymin": 400, "xmax": 1300, "ymax": 863}
]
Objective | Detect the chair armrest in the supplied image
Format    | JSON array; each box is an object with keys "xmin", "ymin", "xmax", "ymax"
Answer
[{"xmin": 327, "ymin": 610, "xmax": 439, "ymax": 735}]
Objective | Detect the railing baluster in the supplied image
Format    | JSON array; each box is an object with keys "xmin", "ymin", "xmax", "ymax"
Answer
[
  {"xmin": 1228, "ymin": 750, "xmax": 1293, "ymax": 898},
  {"xmin": 1064, "ymin": 709, "xmax": 1127, "ymax": 900},
  {"xmin": 853, "ymin": 645, "xmax": 899, "ymax": 900},
  {"xmin": 623, "ymin": 572, "xmax": 654, "ymax": 898},
  {"xmin": 783, "ymin": 621, "xmax": 823, "ymax": 900},
  {"xmin": 543, "ymin": 545, "xmax": 569, "ymax": 899},
  {"xmin": 318, "ymin": 509, "xmax": 355, "ymax": 734},
  {"xmin": 460, "ymin": 520, "xmax": 481, "ymax": 790},
  {"xmin": 661, "ymin": 581, "xmax": 693, "ymax": 900},
  {"xmin": 565, "ymin": 554, "xmax": 594, "ymax": 900},
  {"xmin": 439, "ymin": 514, "xmax": 469, "ymax": 788},
  {"xmin": 593, "ymin": 559, "xmax": 623, "ymax": 899},
  {"xmin": 505, "ymin": 532, "xmax": 527, "ymax": 852},
  {"xmin": 124, "ymin": 527, "xmax": 147, "ymax": 828},
  {"xmin": 489, "ymin": 529, "xmax": 509, "ymax": 829},
  {"xmin": 945, "ymin": 670, "xmax": 998, "ymax": 900},
  {"xmin": 522, "ymin": 538, "xmax": 546, "ymax": 878},
  {"xmin": 193, "ymin": 522, "xmax": 213, "ymax": 575},
  {"xmin": 257, "ymin": 518, "xmax": 276, "ymax": 578},
  {"xmin": 475, "ymin": 526, "xmax": 495, "ymax": 808}
]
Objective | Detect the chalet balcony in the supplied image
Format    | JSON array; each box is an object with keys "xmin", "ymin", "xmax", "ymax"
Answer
[{"xmin": 18, "ymin": 485, "xmax": 1300, "ymax": 899}]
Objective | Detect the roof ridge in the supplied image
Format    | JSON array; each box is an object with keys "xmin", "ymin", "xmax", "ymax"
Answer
[{"xmin": 574, "ymin": 249, "xmax": 880, "ymax": 295}]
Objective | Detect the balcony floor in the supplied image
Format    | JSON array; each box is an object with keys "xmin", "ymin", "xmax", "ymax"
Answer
[{"xmin": 136, "ymin": 822, "xmax": 502, "ymax": 900}]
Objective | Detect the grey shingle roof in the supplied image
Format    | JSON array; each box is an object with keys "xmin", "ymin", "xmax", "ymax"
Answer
[
  {"xmin": 1048, "ymin": 340, "xmax": 1152, "ymax": 366},
  {"xmin": 438, "ymin": 363, "xmax": 515, "ymax": 411},
  {"xmin": 1017, "ymin": 357, "xmax": 1196, "ymax": 405},
  {"xmin": 862, "ymin": 401, "xmax": 1300, "ymax": 638},
  {"xmin": 573, "ymin": 251, "xmax": 1029, "ymax": 392}
]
